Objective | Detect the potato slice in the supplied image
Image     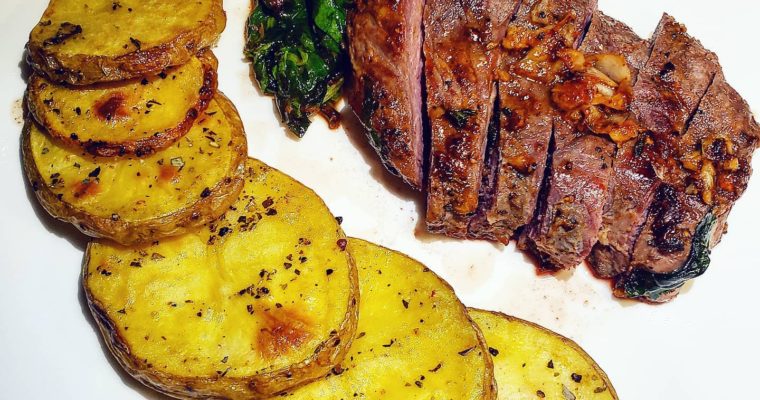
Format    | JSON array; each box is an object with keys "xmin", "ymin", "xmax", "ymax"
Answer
[
  {"xmin": 27, "ymin": 0, "xmax": 226, "ymax": 85},
  {"xmin": 27, "ymin": 50, "xmax": 217, "ymax": 157},
  {"xmin": 281, "ymin": 239, "xmax": 496, "ymax": 399},
  {"xmin": 23, "ymin": 93, "xmax": 246, "ymax": 245},
  {"xmin": 469, "ymin": 309, "xmax": 618, "ymax": 400},
  {"xmin": 84, "ymin": 158, "xmax": 359, "ymax": 399}
]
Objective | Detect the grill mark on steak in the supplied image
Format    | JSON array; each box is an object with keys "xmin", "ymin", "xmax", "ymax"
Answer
[
  {"xmin": 581, "ymin": 12, "xmax": 654, "ymax": 278},
  {"xmin": 423, "ymin": 0, "xmax": 520, "ymax": 237},
  {"xmin": 347, "ymin": 0, "xmax": 425, "ymax": 189}
]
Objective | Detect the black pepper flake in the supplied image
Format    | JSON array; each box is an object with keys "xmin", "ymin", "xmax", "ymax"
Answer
[
  {"xmin": 402, "ymin": 299, "xmax": 409, "ymax": 309},
  {"xmin": 140, "ymin": 78, "xmax": 149, "ymax": 85},
  {"xmin": 337, "ymin": 238, "xmax": 347, "ymax": 251},
  {"xmin": 88, "ymin": 166, "xmax": 101, "ymax": 178},
  {"xmin": 260, "ymin": 287, "xmax": 269, "ymax": 294},
  {"xmin": 70, "ymin": 133, "xmax": 79, "ymax": 140},
  {"xmin": 283, "ymin": 262, "xmax": 292, "ymax": 269},
  {"xmin": 335, "ymin": 216, "xmax": 343, "ymax": 224},
  {"xmin": 458, "ymin": 347, "xmax": 475, "ymax": 356},
  {"xmin": 129, "ymin": 37, "xmax": 141, "ymax": 50},
  {"xmin": 299, "ymin": 256, "xmax": 307, "ymax": 263},
  {"xmin": 326, "ymin": 269, "xmax": 334, "ymax": 275},
  {"xmin": 537, "ymin": 390, "xmax": 546, "ymax": 398},
  {"xmin": 488, "ymin": 347, "xmax": 499, "ymax": 357},
  {"xmin": 266, "ymin": 208, "xmax": 277, "ymax": 216},
  {"xmin": 414, "ymin": 381, "xmax": 423, "ymax": 388},
  {"xmin": 571, "ymin": 373, "xmax": 582, "ymax": 383},
  {"xmin": 262, "ymin": 197, "xmax": 274, "ymax": 208},
  {"xmin": 74, "ymin": 107, "xmax": 81, "ymax": 115},
  {"xmin": 246, "ymin": 304, "xmax": 254, "ymax": 314},
  {"xmin": 221, "ymin": 356, "xmax": 228, "ymax": 364},
  {"xmin": 429, "ymin": 363, "xmax": 442, "ymax": 372},
  {"xmin": 547, "ymin": 360, "xmax": 554, "ymax": 369},
  {"xmin": 129, "ymin": 260, "xmax": 142, "ymax": 267},
  {"xmin": 158, "ymin": 71, "xmax": 167, "ymax": 79},
  {"xmin": 117, "ymin": 308, "xmax": 126, "ymax": 314},
  {"xmin": 196, "ymin": 311, "xmax": 203, "ymax": 317},
  {"xmin": 218, "ymin": 227, "xmax": 231, "ymax": 237},
  {"xmin": 382, "ymin": 339, "xmax": 396, "ymax": 348},
  {"xmin": 200, "ymin": 187, "xmax": 211, "ymax": 198}
]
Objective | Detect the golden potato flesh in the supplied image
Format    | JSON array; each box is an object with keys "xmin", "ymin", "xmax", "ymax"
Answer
[
  {"xmin": 27, "ymin": 0, "xmax": 226, "ymax": 84},
  {"xmin": 280, "ymin": 238, "xmax": 496, "ymax": 399},
  {"xmin": 23, "ymin": 94, "xmax": 246, "ymax": 245},
  {"xmin": 27, "ymin": 50, "xmax": 217, "ymax": 157},
  {"xmin": 84, "ymin": 158, "xmax": 359, "ymax": 399},
  {"xmin": 469, "ymin": 309, "xmax": 618, "ymax": 400}
]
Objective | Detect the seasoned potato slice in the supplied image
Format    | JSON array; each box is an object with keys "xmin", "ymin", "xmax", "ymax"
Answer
[
  {"xmin": 23, "ymin": 94, "xmax": 246, "ymax": 245},
  {"xmin": 280, "ymin": 239, "xmax": 496, "ymax": 399},
  {"xmin": 84, "ymin": 158, "xmax": 359, "ymax": 399},
  {"xmin": 27, "ymin": 50, "xmax": 217, "ymax": 157},
  {"xmin": 469, "ymin": 309, "xmax": 618, "ymax": 400},
  {"xmin": 27, "ymin": 0, "xmax": 226, "ymax": 85}
]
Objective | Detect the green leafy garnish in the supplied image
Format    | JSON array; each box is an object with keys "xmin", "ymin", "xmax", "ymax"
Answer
[
  {"xmin": 615, "ymin": 213, "xmax": 717, "ymax": 302},
  {"xmin": 245, "ymin": 0, "xmax": 348, "ymax": 137},
  {"xmin": 445, "ymin": 109, "xmax": 477, "ymax": 129}
]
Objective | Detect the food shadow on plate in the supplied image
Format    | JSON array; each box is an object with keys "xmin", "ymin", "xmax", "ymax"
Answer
[{"xmin": 76, "ymin": 276, "xmax": 173, "ymax": 400}]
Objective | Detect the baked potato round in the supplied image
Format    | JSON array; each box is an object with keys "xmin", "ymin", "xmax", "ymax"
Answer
[
  {"xmin": 469, "ymin": 309, "xmax": 618, "ymax": 400},
  {"xmin": 27, "ymin": 0, "xmax": 226, "ymax": 85},
  {"xmin": 27, "ymin": 50, "xmax": 217, "ymax": 157},
  {"xmin": 84, "ymin": 158, "xmax": 359, "ymax": 399},
  {"xmin": 23, "ymin": 93, "xmax": 246, "ymax": 245},
  {"xmin": 279, "ymin": 238, "xmax": 497, "ymax": 399}
]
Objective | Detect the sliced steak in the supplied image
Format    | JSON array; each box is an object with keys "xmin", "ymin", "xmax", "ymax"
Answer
[
  {"xmin": 423, "ymin": 0, "xmax": 519, "ymax": 236},
  {"xmin": 469, "ymin": 76, "xmax": 554, "ymax": 241},
  {"xmin": 469, "ymin": 0, "xmax": 597, "ymax": 242},
  {"xmin": 521, "ymin": 121, "xmax": 615, "ymax": 269},
  {"xmin": 620, "ymin": 72, "xmax": 760, "ymax": 301},
  {"xmin": 347, "ymin": 0, "xmax": 425, "ymax": 189},
  {"xmin": 580, "ymin": 12, "xmax": 654, "ymax": 278}
]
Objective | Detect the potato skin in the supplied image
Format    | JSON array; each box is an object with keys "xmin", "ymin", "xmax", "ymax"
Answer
[
  {"xmin": 26, "ymin": 50, "xmax": 218, "ymax": 157},
  {"xmin": 26, "ymin": 0, "xmax": 226, "ymax": 85},
  {"xmin": 83, "ymin": 159, "xmax": 360, "ymax": 399},
  {"xmin": 469, "ymin": 308, "xmax": 618, "ymax": 400},
  {"xmin": 22, "ymin": 93, "xmax": 247, "ymax": 245}
]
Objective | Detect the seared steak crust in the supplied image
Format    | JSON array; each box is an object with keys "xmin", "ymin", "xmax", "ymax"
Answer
[
  {"xmin": 424, "ymin": 0, "xmax": 519, "ymax": 236},
  {"xmin": 347, "ymin": 0, "xmax": 425, "ymax": 189}
]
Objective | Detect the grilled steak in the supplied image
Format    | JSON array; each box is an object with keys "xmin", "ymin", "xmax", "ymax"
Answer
[
  {"xmin": 469, "ymin": 76, "xmax": 554, "ymax": 241},
  {"xmin": 347, "ymin": 0, "xmax": 425, "ymax": 189},
  {"xmin": 423, "ymin": 0, "xmax": 519, "ymax": 236},
  {"xmin": 620, "ymin": 71, "xmax": 760, "ymax": 301},
  {"xmin": 522, "ymin": 124, "xmax": 615, "ymax": 268},
  {"xmin": 581, "ymin": 12, "xmax": 653, "ymax": 278},
  {"xmin": 469, "ymin": 0, "xmax": 597, "ymax": 243}
]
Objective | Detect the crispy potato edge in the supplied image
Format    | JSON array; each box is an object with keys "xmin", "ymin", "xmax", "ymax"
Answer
[
  {"xmin": 22, "ymin": 92, "xmax": 247, "ymax": 246},
  {"xmin": 26, "ymin": 50, "xmax": 219, "ymax": 157},
  {"xmin": 467, "ymin": 308, "xmax": 619, "ymax": 399},
  {"xmin": 26, "ymin": 1, "xmax": 226, "ymax": 85}
]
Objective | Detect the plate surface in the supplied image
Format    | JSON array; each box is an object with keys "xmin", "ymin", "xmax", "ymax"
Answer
[{"xmin": 0, "ymin": 1, "xmax": 757, "ymax": 398}]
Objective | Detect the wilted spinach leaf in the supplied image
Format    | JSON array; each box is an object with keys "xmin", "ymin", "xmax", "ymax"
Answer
[
  {"xmin": 245, "ymin": 0, "xmax": 348, "ymax": 137},
  {"xmin": 615, "ymin": 213, "xmax": 716, "ymax": 302}
]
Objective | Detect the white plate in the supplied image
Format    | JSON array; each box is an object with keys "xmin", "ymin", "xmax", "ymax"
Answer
[{"xmin": 0, "ymin": 0, "xmax": 757, "ymax": 398}]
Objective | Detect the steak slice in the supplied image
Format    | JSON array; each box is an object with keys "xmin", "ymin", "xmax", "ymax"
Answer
[
  {"xmin": 580, "ymin": 12, "xmax": 654, "ymax": 278},
  {"xmin": 620, "ymin": 72, "xmax": 760, "ymax": 301},
  {"xmin": 469, "ymin": 76, "xmax": 554, "ymax": 241},
  {"xmin": 468, "ymin": 0, "xmax": 597, "ymax": 242},
  {"xmin": 521, "ymin": 121, "xmax": 615, "ymax": 269},
  {"xmin": 347, "ymin": 0, "xmax": 425, "ymax": 189},
  {"xmin": 423, "ymin": 0, "xmax": 519, "ymax": 236}
]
